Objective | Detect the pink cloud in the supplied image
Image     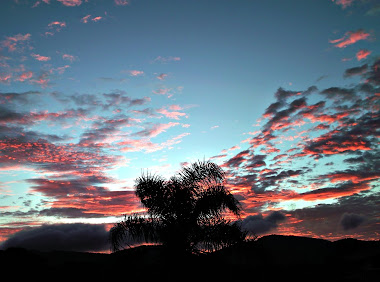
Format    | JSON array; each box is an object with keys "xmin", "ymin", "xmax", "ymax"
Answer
[
  {"xmin": 0, "ymin": 73, "xmax": 12, "ymax": 83},
  {"xmin": 31, "ymin": 53, "xmax": 51, "ymax": 61},
  {"xmin": 152, "ymin": 87, "xmax": 175, "ymax": 97},
  {"xmin": 169, "ymin": 104, "xmax": 182, "ymax": 111},
  {"xmin": 356, "ymin": 49, "xmax": 371, "ymax": 61},
  {"xmin": 332, "ymin": 0, "xmax": 354, "ymax": 9},
  {"xmin": 156, "ymin": 73, "xmax": 168, "ymax": 80},
  {"xmin": 1, "ymin": 33, "xmax": 31, "ymax": 52},
  {"xmin": 92, "ymin": 16, "xmax": 103, "ymax": 22},
  {"xmin": 31, "ymin": 72, "xmax": 49, "ymax": 87},
  {"xmin": 62, "ymin": 54, "xmax": 77, "ymax": 62},
  {"xmin": 134, "ymin": 122, "xmax": 180, "ymax": 138},
  {"xmin": 156, "ymin": 108, "xmax": 187, "ymax": 120},
  {"xmin": 81, "ymin": 15, "xmax": 91, "ymax": 23},
  {"xmin": 57, "ymin": 0, "xmax": 82, "ymax": 6},
  {"xmin": 128, "ymin": 70, "xmax": 144, "ymax": 76},
  {"xmin": 16, "ymin": 71, "xmax": 33, "ymax": 82},
  {"xmin": 114, "ymin": 0, "xmax": 129, "ymax": 5},
  {"xmin": 48, "ymin": 21, "xmax": 66, "ymax": 28},
  {"xmin": 330, "ymin": 30, "xmax": 371, "ymax": 48},
  {"xmin": 153, "ymin": 56, "xmax": 181, "ymax": 63}
]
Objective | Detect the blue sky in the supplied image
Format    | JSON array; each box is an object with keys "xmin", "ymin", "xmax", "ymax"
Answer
[{"xmin": 0, "ymin": 0, "xmax": 380, "ymax": 251}]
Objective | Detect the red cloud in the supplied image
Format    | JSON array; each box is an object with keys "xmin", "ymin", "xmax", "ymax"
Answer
[
  {"xmin": 293, "ymin": 182, "xmax": 371, "ymax": 201},
  {"xmin": 320, "ymin": 171, "xmax": 380, "ymax": 184},
  {"xmin": 356, "ymin": 49, "xmax": 371, "ymax": 61},
  {"xmin": 330, "ymin": 30, "xmax": 370, "ymax": 48}
]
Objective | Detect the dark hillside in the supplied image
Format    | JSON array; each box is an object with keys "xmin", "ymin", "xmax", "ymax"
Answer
[{"xmin": 1, "ymin": 235, "xmax": 379, "ymax": 281}]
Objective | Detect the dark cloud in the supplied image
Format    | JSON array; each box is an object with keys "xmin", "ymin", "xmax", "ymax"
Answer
[
  {"xmin": 262, "ymin": 97, "xmax": 308, "ymax": 133},
  {"xmin": 0, "ymin": 91, "xmax": 41, "ymax": 104},
  {"xmin": 222, "ymin": 149, "xmax": 250, "ymax": 168},
  {"xmin": 340, "ymin": 213, "xmax": 366, "ymax": 230},
  {"xmin": 320, "ymin": 87, "xmax": 357, "ymax": 101},
  {"xmin": 39, "ymin": 207, "xmax": 102, "ymax": 218},
  {"xmin": 0, "ymin": 223, "xmax": 109, "ymax": 252},
  {"xmin": 284, "ymin": 191, "xmax": 380, "ymax": 239},
  {"xmin": 240, "ymin": 211, "xmax": 286, "ymax": 235},
  {"xmin": 344, "ymin": 64, "xmax": 368, "ymax": 78},
  {"xmin": 364, "ymin": 58, "xmax": 380, "ymax": 85},
  {"xmin": 246, "ymin": 154, "xmax": 266, "ymax": 169}
]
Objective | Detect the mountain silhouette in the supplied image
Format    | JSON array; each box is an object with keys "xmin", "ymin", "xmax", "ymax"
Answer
[{"xmin": 1, "ymin": 235, "xmax": 379, "ymax": 281}]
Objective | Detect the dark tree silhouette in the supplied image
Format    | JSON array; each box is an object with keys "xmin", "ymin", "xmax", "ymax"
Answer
[{"xmin": 110, "ymin": 160, "xmax": 246, "ymax": 254}]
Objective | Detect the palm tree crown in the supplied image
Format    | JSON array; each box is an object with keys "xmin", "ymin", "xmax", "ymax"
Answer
[{"xmin": 110, "ymin": 160, "xmax": 246, "ymax": 253}]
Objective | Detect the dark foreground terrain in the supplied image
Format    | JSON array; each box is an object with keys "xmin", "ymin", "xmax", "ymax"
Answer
[{"xmin": 1, "ymin": 235, "xmax": 379, "ymax": 281}]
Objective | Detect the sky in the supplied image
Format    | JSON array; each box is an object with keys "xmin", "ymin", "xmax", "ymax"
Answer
[{"xmin": 0, "ymin": 0, "xmax": 379, "ymax": 252}]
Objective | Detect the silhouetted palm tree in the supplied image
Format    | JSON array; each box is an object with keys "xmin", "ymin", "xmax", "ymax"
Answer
[{"xmin": 110, "ymin": 160, "xmax": 245, "ymax": 254}]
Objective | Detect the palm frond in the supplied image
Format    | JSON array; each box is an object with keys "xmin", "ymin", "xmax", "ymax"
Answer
[
  {"xmin": 135, "ymin": 172, "xmax": 169, "ymax": 216},
  {"xmin": 177, "ymin": 160, "xmax": 225, "ymax": 190},
  {"xmin": 109, "ymin": 214, "xmax": 160, "ymax": 252},
  {"xmin": 195, "ymin": 218, "xmax": 246, "ymax": 252},
  {"xmin": 194, "ymin": 185, "xmax": 241, "ymax": 219}
]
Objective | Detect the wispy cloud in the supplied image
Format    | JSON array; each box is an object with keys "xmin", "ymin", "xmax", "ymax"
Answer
[
  {"xmin": 81, "ymin": 15, "xmax": 103, "ymax": 23},
  {"xmin": 156, "ymin": 73, "xmax": 168, "ymax": 80},
  {"xmin": 330, "ymin": 29, "xmax": 371, "ymax": 48},
  {"xmin": 153, "ymin": 56, "xmax": 181, "ymax": 63},
  {"xmin": 62, "ymin": 53, "xmax": 77, "ymax": 62}
]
